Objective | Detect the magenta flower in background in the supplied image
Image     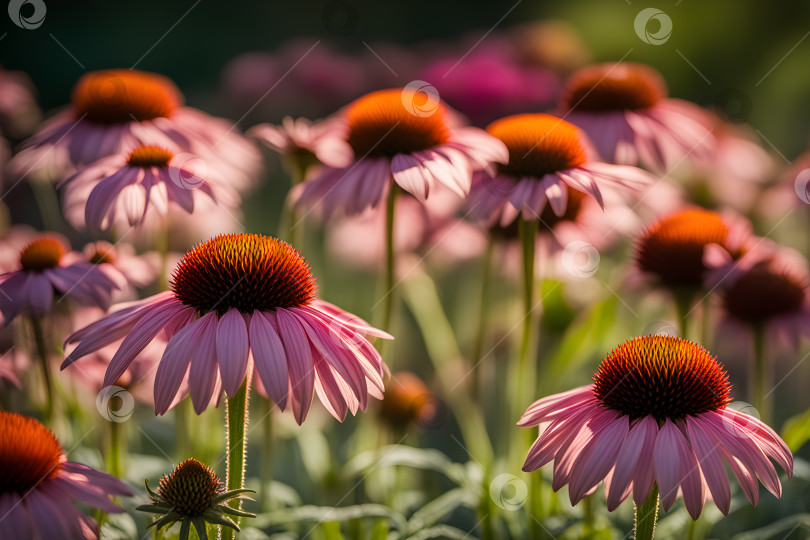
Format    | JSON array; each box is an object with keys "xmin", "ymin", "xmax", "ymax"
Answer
[
  {"xmin": 0, "ymin": 65, "xmax": 42, "ymax": 139},
  {"xmin": 58, "ymin": 144, "xmax": 240, "ymax": 231},
  {"xmin": 7, "ymin": 69, "xmax": 261, "ymax": 189},
  {"xmin": 468, "ymin": 113, "xmax": 653, "ymax": 227},
  {"xmin": 520, "ymin": 335, "xmax": 793, "ymax": 519},
  {"xmin": 560, "ymin": 62, "xmax": 716, "ymax": 174},
  {"xmin": 63, "ymin": 233, "xmax": 391, "ymax": 424},
  {"xmin": 295, "ymin": 88, "xmax": 508, "ymax": 219},
  {"xmin": 0, "ymin": 411, "xmax": 132, "ymax": 539},
  {"xmin": 0, "ymin": 233, "xmax": 119, "ymax": 324}
]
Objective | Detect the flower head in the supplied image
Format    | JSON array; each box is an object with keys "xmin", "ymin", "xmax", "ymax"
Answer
[
  {"xmin": 561, "ymin": 62, "xmax": 716, "ymax": 173},
  {"xmin": 379, "ymin": 371, "xmax": 437, "ymax": 429},
  {"xmin": 0, "ymin": 411, "xmax": 132, "ymax": 539},
  {"xmin": 138, "ymin": 458, "xmax": 254, "ymax": 540},
  {"xmin": 295, "ymin": 88, "xmax": 508, "ymax": 219},
  {"xmin": 63, "ymin": 233, "xmax": 391, "ymax": 424},
  {"xmin": 8, "ymin": 69, "xmax": 261, "ymax": 189},
  {"xmin": 520, "ymin": 335, "xmax": 793, "ymax": 519},
  {"xmin": 0, "ymin": 233, "xmax": 120, "ymax": 324},
  {"xmin": 468, "ymin": 113, "xmax": 652, "ymax": 226}
]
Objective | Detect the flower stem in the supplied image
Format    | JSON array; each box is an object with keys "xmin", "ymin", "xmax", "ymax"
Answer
[
  {"xmin": 259, "ymin": 400, "xmax": 274, "ymax": 512},
  {"xmin": 175, "ymin": 398, "xmax": 192, "ymax": 461},
  {"xmin": 108, "ymin": 420, "xmax": 123, "ymax": 478},
  {"xmin": 517, "ymin": 218, "xmax": 538, "ymax": 413},
  {"xmin": 283, "ymin": 159, "xmax": 308, "ymax": 248},
  {"xmin": 381, "ymin": 186, "xmax": 398, "ymax": 335},
  {"xmin": 30, "ymin": 316, "xmax": 53, "ymax": 418},
  {"xmin": 156, "ymin": 220, "xmax": 170, "ymax": 292},
  {"xmin": 751, "ymin": 325, "xmax": 771, "ymax": 424},
  {"xmin": 634, "ymin": 484, "xmax": 660, "ymax": 540},
  {"xmin": 672, "ymin": 289, "xmax": 694, "ymax": 340},
  {"xmin": 470, "ymin": 235, "xmax": 495, "ymax": 400},
  {"xmin": 223, "ymin": 376, "xmax": 250, "ymax": 540}
]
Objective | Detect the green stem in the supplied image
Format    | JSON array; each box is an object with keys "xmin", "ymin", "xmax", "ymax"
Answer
[
  {"xmin": 685, "ymin": 519, "xmax": 697, "ymax": 540},
  {"xmin": 634, "ymin": 484, "xmax": 660, "ymax": 540},
  {"xmin": 30, "ymin": 316, "xmax": 53, "ymax": 418},
  {"xmin": 470, "ymin": 235, "xmax": 495, "ymax": 400},
  {"xmin": 517, "ymin": 218, "xmax": 538, "ymax": 414},
  {"xmin": 176, "ymin": 398, "xmax": 192, "ymax": 461},
  {"xmin": 259, "ymin": 400, "xmax": 274, "ymax": 512},
  {"xmin": 673, "ymin": 289, "xmax": 695, "ymax": 340},
  {"xmin": 381, "ymin": 186, "xmax": 398, "ymax": 334},
  {"xmin": 283, "ymin": 159, "xmax": 308, "ymax": 248},
  {"xmin": 751, "ymin": 326, "xmax": 771, "ymax": 424},
  {"xmin": 108, "ymin": 420, "xmax": 123, "ymax": 478},
  {"xmin": 222, "ymin": 377, "xmax": 250, "ymax": 540},
  {"xmin": 156, "ymin": 220, "xmax": 170, "ymax": 292},
  {"xmin": 30, "ymin": 180, "xmax": 61, "ymax": 231},
  {"xmin": 583, "ymin": 494, "xmax": 594, "ymax": 537}
]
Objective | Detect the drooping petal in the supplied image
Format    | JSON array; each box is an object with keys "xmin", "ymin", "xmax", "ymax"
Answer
[
  {"xmin": 275, "ymin": 308, "xmax": 315, "ymax": 424},
  {"xmin": 216, "ymin": 308, "xmax": 250, "ymax": 398},
  {"xmin": 685, "ymin": 416, "xmax": 731, "ymax": 515},
  {"xmin": 249, "ymin": 311, "xmax": 289, "ymax": 409}
]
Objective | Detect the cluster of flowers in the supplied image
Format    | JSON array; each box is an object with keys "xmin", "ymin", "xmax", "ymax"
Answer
[{"xmin": 0, "ymin": 41, "xmax": 803, "ymax": 538}]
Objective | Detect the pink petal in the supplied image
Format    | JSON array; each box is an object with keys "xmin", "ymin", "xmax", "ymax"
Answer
[
  {"xmin": 685, "ymin": 416, "xmax": 731, "ymax": 515},
  {"xmin": 189, "ymin": 314, "xmax": 220, "ymax": 414},
  {"xmin": 654, "ymin": 419, "xmax": 705, "ymax": 518},
  {"xmin": 154, "ymin": 313, "xmax": 213, "ymax": 414},
  {"xmin": 249, "ymin": 311, "xmax": 289, "ymax": 409},
  {"xmin": 216, "ymin": 308, "xmax": 250, "ymax": 398},
  {"xmin": 276, "ymin": 308, "xmax": 315, "ymax": 424},
  {"xmin": 568, "ymin": 413, "xmax": 629, "ymax": 504}
]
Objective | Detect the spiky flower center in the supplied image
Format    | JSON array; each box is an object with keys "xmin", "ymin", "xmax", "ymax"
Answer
[
  {"xmin": 127, "ymin": 146, "xmax": 174, "ymax": 168},
  {"xmin": 562, "ymin": 63, "xmax": 666, "ymax": 112},
  {"xmin": 346, "ymin": 89, "xmax": 450, "ymax": 158},
  {"xmin": 157, "ymin": 458, "xmax": 221, "ymax": 517},
  {"xmin": 20, "ymin": 236, "xmax": 65, "ymax": 271},
  {"xmin": 172, "ymin": 233, "xmax": 316, "ymax": 315},
  {"xmin": 488, "ymin": 114, "xmax": 586, "ymax": 178},
  {"xmin": 723, "ymin": 262, "xmax": 806, "ymax": 324},
  {"xmin": 636, "ymin": 209, "xmax": 740, "ymax": 287},
  {"xmin": 72, "ymin": 69, "xmax": 181, "ymax": 124},
  {"xmin": 379, "ymin": 372, "xmax": 436, "ymax": 427},
  {"xmin": 593, "ymin": 336, "xmax": 731, "ymax": 420},
  {"xmin": 0, "ymin": 412, "xmax": 64, "ymax": 494}
]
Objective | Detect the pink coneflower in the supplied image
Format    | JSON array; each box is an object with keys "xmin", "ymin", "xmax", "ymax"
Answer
[
  {"xmin": 59, "ymin": 144, "xmax": 239, "ymax": 231},
  {"xmin": 250, "ymin": 116, "xmax": 351, "ymax": 174},
  {"xmin": 0, "ymin": 411, "xmax": 132, "ymax": 539},
  {"xmin": 468, "ymin": 113, "xmax": 652, "ymax": 227},
  {"xmin": 561, "ymin": 63, "xmax": 715, "ymax": 173},
  {"xmin": 0, "ymin": 234, "xmax": 119, "ymax": 324},
  {"xmin": 62, "ymin": 233, "xmax": 391, "ymax": 423},
  {"xmin": 8, "ymin": 69, "xmax": 260, "ymax": 187},
  {"xmin": 520, "ymin": 335, "xmax": 793, "ymax": 522},
  {"xmin": 82, "ymin": 241, "xmax": 158, "ymax": 299},
  {"xmin": 295, "ymin": 88, "xmax": 508, "ymax": 219},
  {"xmin": 0, "ymin": 65, "xmax": 41, "ymax": 139},
  {"xmin": 0, "ymin": 225, "xmax": 38, "ymax": 273}
]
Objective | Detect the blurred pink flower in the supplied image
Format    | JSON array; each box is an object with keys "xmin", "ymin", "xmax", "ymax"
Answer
[
  {"xmin": 8, "ymin": 69, "xmax": 261, "ymax": 189},
  {"xmin": 80, "ymin": 241, "xmax": 158, "ymax": 302},
  {"xmin": 0, "ymin": 65, "xmax": 41, "ymax": 139},
  {"xmin": 468, "ymin": 113, "xmax": 652, "ymax": 227},
  {"xmin": 0, "ymin": 233, "xmax": 119, "ymax": 324},
  {"xmin": 63, "ymin": 234, "xmax": 390, "ymax": 424},
  {"xmin": 296, "ymin": 88, "xmax": 507, "ymax": 219},
  {"xmin": 0, "ymin": 224, "xmax": 38, "ymax": 273},
  {"xmin": 561, "ymin": 63, "xmax": 716, "ymax": 174},
  {"xmin": 520, "ymin": 336, "xmax": 792, "ymax": 519},
  {"xmin": 58, "ymin": 144, "xmax": 240, "ymax": 231},
  {"xmin": 249, "ymin": 116, "xmax": 351, "ymax": 174}
]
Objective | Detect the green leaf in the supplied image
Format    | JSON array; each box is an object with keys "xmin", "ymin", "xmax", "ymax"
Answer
[
  {"xmin": 212, "ymin": 488, "xmax": 256, "ymax": 504},
  {"xmin": 406, "ymin": 524, "xmax": 478, "ymax": 539},
  {"xmin": 548, "ymin": 296, "xmax": 617, "ymax": 378},
  {"xmin": 98, "ymin": 511, "xmax": 138, "ymax": 540},
  {"xmin": 191, "ymin": 516, "xmax": 209, "ymax": 540},
  {"xmin": 201, "ymin": 510, "xmax": 239, "ymax": 530},
  {"xmin": 370, "ymin": 519, "xmax": 390, "ymax": 540},
  {"xmin": 343, "ymin": 445, "xmax": 468, "ymax": 487},
  {"xmin": 782, "ymin": 407, "xmax": 810, "ymax": 452},
  {"xmin": 730, "ymin": 513, "xmax": 810, "ymax": 540},
  {"xmin": 219, "ymin": 505, "xmax": 257, "ymax": 518},
  {"xmin": 319, "ymin": 521, "xmax": 346, "ymax": 540},
  {"xmin": 254, "ymin": 503, "xmax": 407, "ymax": 532},
  {"xmin": 406, "ymin": 488, "xmax": 477, "ymax": 533},
  {"xmin": 179, "ymin": 519, "xmax": 191, "ymax": 540}
]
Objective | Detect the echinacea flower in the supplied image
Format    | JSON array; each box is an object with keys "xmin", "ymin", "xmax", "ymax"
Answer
[
  {"xmin": 468, "ymin": 113, "xmax": 653, "ymax": 227},
  {"xmin": 62, "ymin": 233, "xmax": 391, "ymax": 423},
  {"xmin": 249, "ymin": 116, "xmax": 351, "ymax": 175},
  {"xmin": 82, "ymin": 241, "xmax": 158, "ymax": 299},
  {"xmin": 0, "ymin": 411, "xmax": 132, "ymax": 539},
  {"xmin": 59, "ymin": 145, "xmax": 240, "ymax": 231},
  {"xmin": 379, "ymin": 371, "xmax": 437, "ymax": 430},
  {"xmin": 560, "ymin": 62, "xmax": 715, "ymax": 173},
  {"xmin": 8, "ymin": 69, "xmax": 261, "ymax": 188},
  {"xmin": 635, "ymin": 208, "xmax": 753, "ymax": 292},
  {"xmin": 0, "ymin": 234, "xmax": 119, "ymax": 324},
  {"xmin": 138, "ymin": 458, "xmax": 254, "ymax": 540},
  {"xmin": 519, "ymin": 335, "xmax": 793, "ymax": 520},
  {"xmin": 295, "ymin": 88, "xmax": 508, "ymax": 219},
  {"xmin": 0, "ymin": 65, "xmax": 41, "ymax": 139}
]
